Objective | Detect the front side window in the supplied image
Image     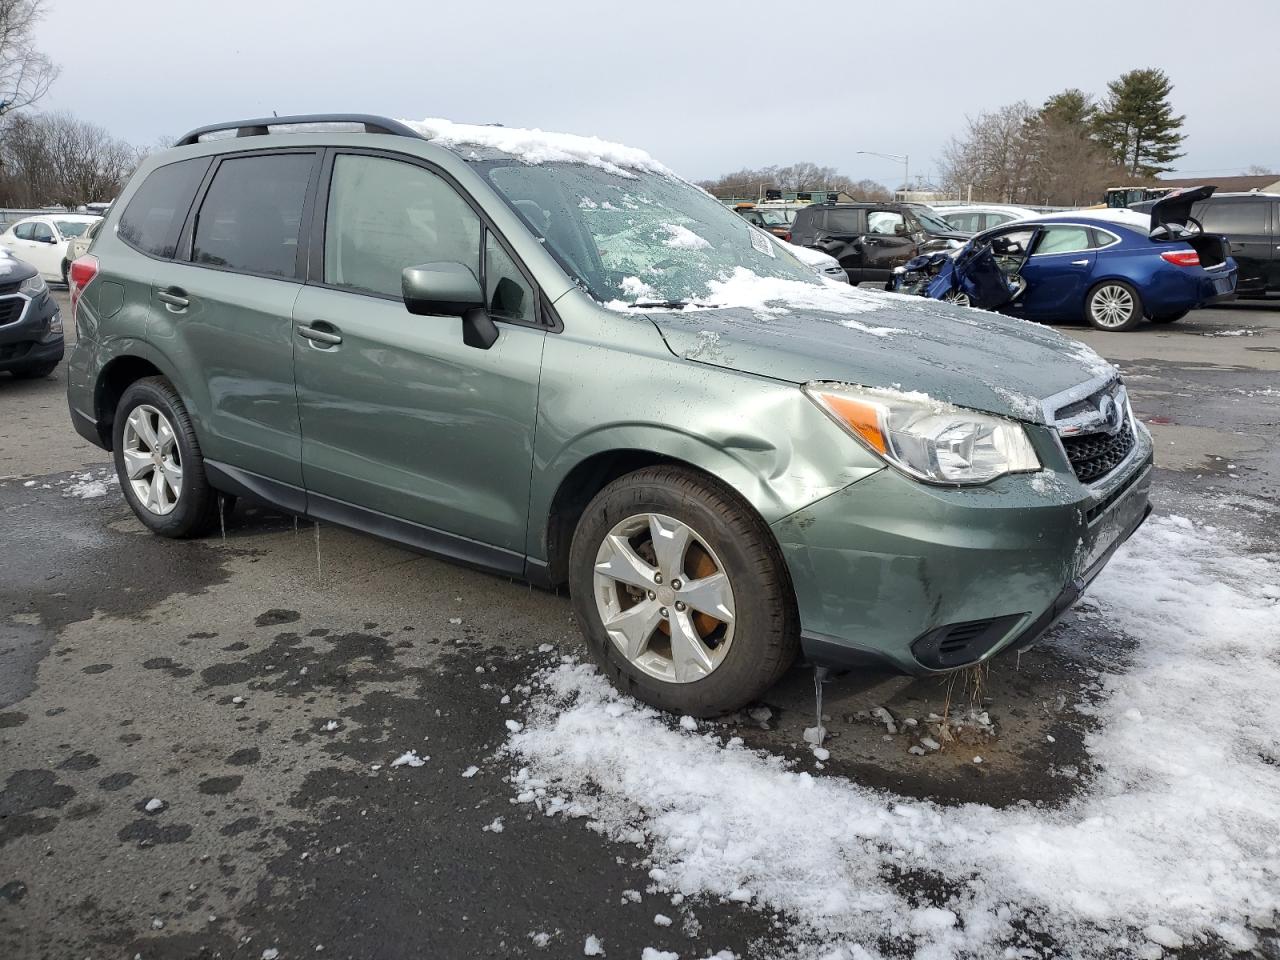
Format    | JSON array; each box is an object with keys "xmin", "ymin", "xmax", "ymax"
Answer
[
  {"xmin": 193, "ymin": 153, "xmax": 313, "ymax": 278},
  {"xmin": 867, "ymin": 210, "xmax": 906, "ymax": 235},
  {"xmin": 944, "ymin": 212, "xmax": 978, "ymax": 232},
  {"xmin": 324, "ymin": 154, "xmax": 482, "ymax": 298},
  {"xmin": 31, "ymin": 222, "xmax": 54, "ymax": 242},
  {"xmin": 1034, "ymin": 225, "xmax": 1092, "ymax": 255},
  {"xmin": 484, "ymin": 161, "xmax": 817, "ymax": 305},
  {"xmin": 118, "ymin": 157, "xmax": 212, "ymax": 259},
  {"xmin": 485, "ymin": 233, "xmax": 534, "ymax": 323}
]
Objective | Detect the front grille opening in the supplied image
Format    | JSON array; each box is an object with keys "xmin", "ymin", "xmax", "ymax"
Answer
[
  {"xmin": 0, "ymin": 297, "xmax": 24, "ymax": 326},
  {"xmin": 911, "ymin": 614, "xmax": 1026, "ymax": 670},
  {"xmin": 1062, "ymin": 422, "xmax": 1135, "ymax": 484}
]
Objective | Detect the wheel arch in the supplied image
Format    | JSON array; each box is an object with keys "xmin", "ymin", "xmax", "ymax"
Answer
[
  {"xmin": 538, "ymin": 446, "xmax": 781, "ymax": 589},
  {"xmin": 93, "ymin": 343, "xmax": 185, "ymax": 450}
]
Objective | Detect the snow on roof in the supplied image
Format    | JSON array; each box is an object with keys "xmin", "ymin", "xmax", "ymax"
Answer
[
  {"xmin": 1034, "ymin": 208, "xmax": 1149, "ymax": 229},
  {"xmin": 398, "ymin": 117, "xmax": 672, "ymax": 178}
]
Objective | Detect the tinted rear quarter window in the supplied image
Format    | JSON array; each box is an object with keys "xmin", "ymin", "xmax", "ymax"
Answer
[
  {"xmin": 1195, "ymin": 200, "xmax": 1268, "ymax": 236},
  {"xmin": 193, "ymin": 153, "xmax": 314, "ymax": 279},
  {"xmin": 826, "ymin": 209, "xmax": 863, "ymax": 234},
  {"xmin": 117, "ymin": 158, "xmax": 212, "ymax": 259}
]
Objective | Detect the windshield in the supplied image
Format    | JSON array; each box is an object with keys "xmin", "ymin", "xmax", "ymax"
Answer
[
  {"xmin": 482, "ymin": 162, "xmax": 817, "ymax": 305},
  {"xmin": 55, "ymin": 220, "xmax": 92, "ymax": 238},
  {"xmin": 909, "ymin": 208, "xmax": 957, "ymax": 234}
]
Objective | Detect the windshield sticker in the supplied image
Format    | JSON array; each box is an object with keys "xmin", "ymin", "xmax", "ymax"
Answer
[{"xmin": 750, "ymin": 228, "xmax": 776, "ymax": 258}]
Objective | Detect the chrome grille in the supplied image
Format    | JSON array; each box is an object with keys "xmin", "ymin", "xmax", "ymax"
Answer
[{"xmin": 1063, "ymin": 422, "xmax": 1136, "ymax": 484}]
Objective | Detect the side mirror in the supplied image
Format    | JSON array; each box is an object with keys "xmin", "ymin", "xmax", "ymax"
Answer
[{"xmin": 401, "ymin": 262, "xmax": 498, "ymax": 350}]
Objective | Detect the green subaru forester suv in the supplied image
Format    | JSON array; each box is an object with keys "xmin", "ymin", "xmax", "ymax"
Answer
[{"xmin": 65, "ymin": 115, "xmax": 1152, "ymax": 715}]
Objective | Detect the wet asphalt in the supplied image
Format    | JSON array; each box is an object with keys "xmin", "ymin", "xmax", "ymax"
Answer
[{"xmin": 1, "ymin": 291, "xmax": 1278, "ymax": 959}]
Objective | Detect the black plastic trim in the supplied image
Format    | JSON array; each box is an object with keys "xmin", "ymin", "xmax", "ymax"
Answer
[
  {"xmin": 175, "ymin": 114, "xmax": 426, "ymax": 147},
  {"xmin": 204, "ymin": 460, "xmax": 307, "ymax": 516}
]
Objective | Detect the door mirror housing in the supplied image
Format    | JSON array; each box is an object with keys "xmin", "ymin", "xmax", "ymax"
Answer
[{"xmin": 401, "ymin": 261, "xmax": 498, "ymax": 350}]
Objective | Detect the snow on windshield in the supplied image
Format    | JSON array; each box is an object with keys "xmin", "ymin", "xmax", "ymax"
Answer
[
  {"xmin": 484, "ymin": 161, "xmax": 824, "ymax": 307},
  {"xmin": 503, "ymin": 513, "xmax": 1278, "ymax": 957},
  {"xmin": 400, "ymin": 117, "xmax": 671, "ymax": 179}
]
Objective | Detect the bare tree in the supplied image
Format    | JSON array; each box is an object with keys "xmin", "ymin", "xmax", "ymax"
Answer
[
  {"xmin": 0, "ymin": 111, "xmax": 135, "ymax": 206},
  {"xmin": 699, "ymin": 163, "xmax": 887, "ymax": 201},
  {"xmin": 940, "ymin": 102, "xmax": 1041, "ymax": 204},
  {"xmin": 0, "ymin": 0, "xmax": 58, "ymax": 116}
]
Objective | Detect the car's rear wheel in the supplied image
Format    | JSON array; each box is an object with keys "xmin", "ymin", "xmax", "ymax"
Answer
[
  {"xmin": 569, "ymin": 465, "xmax": 799, "ymax": 717},
  {"xmin": 1085, "ymin": 280, "xmax": 1143, "ymax": 331},
  {"xmin": 113, "ymin": 377, "xmax": 221, "ymax": 538},
  {"xmin": 1149, "ymin": 310, "xmax": 1188, "ymax": 324}
]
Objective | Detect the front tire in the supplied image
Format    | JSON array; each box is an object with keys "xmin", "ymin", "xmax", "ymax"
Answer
[
  {"xmin": 569, "ymin": 465, "xmax": 799, "ymax": 717},
  {"xmin": 1085, "ymin": 280, "xmax": 1143, "ymax": 331},
  {"xmin": 112, "ymin": 377, "xmax": 220, "ymax": 538}
]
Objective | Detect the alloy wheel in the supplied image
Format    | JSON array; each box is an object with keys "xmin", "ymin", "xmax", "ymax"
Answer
[
  {"xmin": 943, "ymin": 290, "xmax": 971, "ymax": 307},
  {"xmin": 1090, "ymin": 284, "xmax": 1135, "ymax": 329},
  {"xmin": 121, "ymin": 404, "xmax": 183, "ymax": 515},
  {"xmin": 592, "ymin": 513, "xmax": 736, "ymax": 684}
]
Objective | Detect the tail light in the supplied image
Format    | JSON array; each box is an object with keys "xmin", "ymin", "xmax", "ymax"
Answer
[
  {"xmin": 69, "ymin": 255, "xmax": 99, "ymax": 324},
  {"xmin": 1160, "ymin": 250, "xmax": 1200, "ymax": 267}
]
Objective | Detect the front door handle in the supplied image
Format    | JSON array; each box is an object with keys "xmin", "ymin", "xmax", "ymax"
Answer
[
  {"xmin": 297, "ymin": 324, "xmax": 343, "ymax": 346},
  {"xmin": 156, "ymin": 288, "xmax": 189, "ymax": 311},
  {"xmin": 1071, "ymin": 259, "xmax": 1089, "ymax": 265}
]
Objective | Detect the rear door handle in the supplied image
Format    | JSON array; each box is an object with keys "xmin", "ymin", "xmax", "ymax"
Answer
[
  {"xmin": 156, "ymin": 288, "xmax": 189, "ymax": 310},
  {"xmin": 297, "ymin": 324, "xmax": 343, "ymax": 346}
]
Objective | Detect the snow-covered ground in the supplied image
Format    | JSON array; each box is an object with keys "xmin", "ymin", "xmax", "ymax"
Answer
[{"xmin": 505, "ymin": 514, "xmax": 1279, "ymax": 959}]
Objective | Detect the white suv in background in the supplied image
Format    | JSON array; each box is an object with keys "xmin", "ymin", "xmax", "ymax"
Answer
[{"xmin": 0, "ymin": 214, "xmax": 101, "ymax": 284}]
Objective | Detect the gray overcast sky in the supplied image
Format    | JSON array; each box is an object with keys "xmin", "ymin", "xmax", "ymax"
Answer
[{"xmin": 31, "ymin": 0, "xmax": 1280, "ymax": 185}]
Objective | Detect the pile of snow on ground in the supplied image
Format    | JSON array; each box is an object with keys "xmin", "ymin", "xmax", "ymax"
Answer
[
  {"xmin": 400, "ymin": 118, "xmax": 670, "ymax": 179},
  {"xmin": 506, "ymin": 514, "xmax": 1278, "ymax": 958}
]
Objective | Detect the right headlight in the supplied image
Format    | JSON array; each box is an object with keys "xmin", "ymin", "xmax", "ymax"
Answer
[{"xmin": 804, "ymin": 382, "xmax": 1040, "ymax": 485}]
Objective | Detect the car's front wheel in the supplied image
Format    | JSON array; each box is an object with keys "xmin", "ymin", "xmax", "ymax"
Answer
[
  {"xmin": 1085, "ymin": 280, "xmax": 1143, "ymax": 331},
  {"xmin": 569, "ymin": 466, "xmax": 799, "ymax": 716},
  {"xmin": 112, "ymin": 377, "xmax": 221, "ymax": 538}
]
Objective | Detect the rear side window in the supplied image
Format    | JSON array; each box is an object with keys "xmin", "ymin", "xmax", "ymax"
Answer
[
  {"xmin": 118, "ymin": 158, "xmax": 212, "ymax": 259},
  {"xmin": 193, "ymin": 153, "xmax": 314, "ymax": 278},
  {"xmin": 944, "ymin": 212, "xmax": 979, "ymax": 232},
  {"xmin": 323, "ymin": 154, "xmax": 482, "ymax": 298},
  {"xmin": 826, "ymin": 209, "xmax": 863, "ymax": 234},
  {"xmin": 14, "ymin": 222, "xmax": 34, "ymax": 240},
  {"xmin": 1194, "ymin": 200, "xmax": 1268, "ymax": 236}
]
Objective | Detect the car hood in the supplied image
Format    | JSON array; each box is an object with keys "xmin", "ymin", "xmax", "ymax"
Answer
[
  {"xmin": 650, "ymin": 289, "xmax": 1115, "ymax": 425},
  {"xmin": 0, "ymin": 250, "xmax": 35, "ymax": 282}
]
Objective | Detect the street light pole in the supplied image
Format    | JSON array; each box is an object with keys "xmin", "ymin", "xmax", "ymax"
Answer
[{"xmin": 857, "ymin": 150, "xmax": 909, "ymax": 200}]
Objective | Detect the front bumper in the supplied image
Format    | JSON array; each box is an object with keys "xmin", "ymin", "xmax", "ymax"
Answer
[
  {"xmin": 772, "ymin": 425, "xmax": 1154, "ymax": 675},
  {"xmin": 0, "ymin": 290, "xmax": 63, "ymax": 372}
]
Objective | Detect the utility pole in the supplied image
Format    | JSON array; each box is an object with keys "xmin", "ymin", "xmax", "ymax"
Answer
[{"xmin": 858, "ymin": 150, "xmax": 909, "ymax": 200}]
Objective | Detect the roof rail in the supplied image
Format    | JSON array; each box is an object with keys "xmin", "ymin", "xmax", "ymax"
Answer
[{"xmin": 174, "ymin": 114, "xmax": 424, "ymax": 147}]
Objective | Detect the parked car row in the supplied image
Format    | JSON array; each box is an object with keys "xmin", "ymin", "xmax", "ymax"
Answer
[
  {"xmin": 0, "ymin": 213, "xmax": 102, "ymax": 284},
  {"xmin": 889, "ymin": 188, "xmax": 1238, "ymax": 331}
]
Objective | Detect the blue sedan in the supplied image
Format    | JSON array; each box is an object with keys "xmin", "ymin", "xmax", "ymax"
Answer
[{"xmin": 891, "ymin": 187, "xmax": 1238, "ymax": 331}]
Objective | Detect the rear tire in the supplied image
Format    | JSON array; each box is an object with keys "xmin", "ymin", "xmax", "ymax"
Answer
[
  {"xmin": 569, "ymin": 465, "xmax": 799, "ymax": 717},
  {"xmin": 1084, "ymin": 280, "xmax": 1143, "ymax": 332},
  {"xmin": 1149, "ymin": 310, "xmax": 1188, "ymax": 324},
  {"xmin": 112, "ymin": 377, "xmax": 221, "ymax": 539}
]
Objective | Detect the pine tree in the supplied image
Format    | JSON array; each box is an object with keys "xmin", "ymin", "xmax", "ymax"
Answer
[{"xmin": 1093, "ymin": 69, "xmax": 1185, "ymax": 177}]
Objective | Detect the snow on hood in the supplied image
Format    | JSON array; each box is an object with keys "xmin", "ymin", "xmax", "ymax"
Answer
[
  {"xmin": 695, "ymin": 268, "xmax": 905, "ymax": 337},
  {"xmin": 399, "ymin": 117, "xmax": 672, "ymax": 178}
]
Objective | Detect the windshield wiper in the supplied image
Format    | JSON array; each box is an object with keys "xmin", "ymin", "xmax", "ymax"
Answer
[{"xmin": 628, "ymin": 299, "xmax": 706, "ymax": 310}]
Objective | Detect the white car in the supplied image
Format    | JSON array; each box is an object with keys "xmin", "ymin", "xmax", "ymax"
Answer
[
  {"xmin": 0, "ymin": 214, "xmax": 101, "ymax": 284},
  {"xmin": 937, "ymin": 205, "xmax": 1039, "ymax": 233},
  {"xmin": 67, "ymin": 218, "xmax": 105, "ymax": 263},
  {"xmin": 775, "ymin": 236, "xmax": 849, "ymax": 283}
]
